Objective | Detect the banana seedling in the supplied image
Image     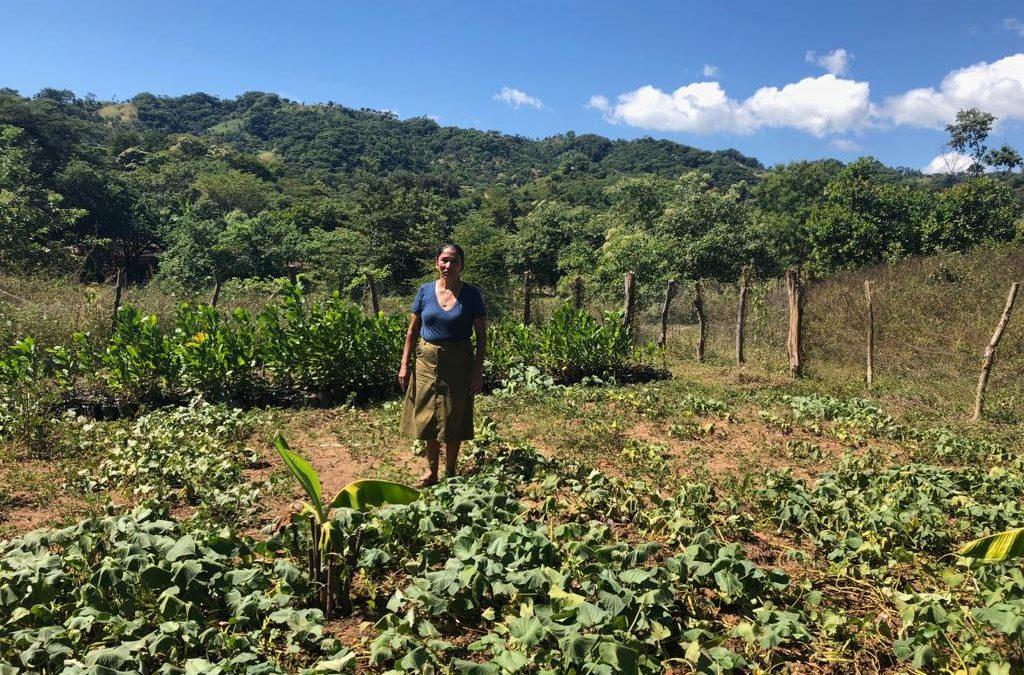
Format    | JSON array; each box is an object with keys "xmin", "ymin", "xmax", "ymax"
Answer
[
  {"xmin": 957, "ymin": 527, "xmax": 1024, "ymax": 563},
  {"xmin": 273, "ymin": 433, "xmax": 420, "ymax": 617}
]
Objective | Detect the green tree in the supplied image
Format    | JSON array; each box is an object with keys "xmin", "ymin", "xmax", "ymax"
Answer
[
  {"xmin": 450, "ymin": 212, "xmax": 514, "ymax": 316},
  {"xmin": 806, "ymin": 161, "xmax": 931, "ymax": 272},
  {"xmin": 216, "ymin": 211, "xmax": 302, "ymax": 279},
  {"xmin": 192, "ymin": 169, "xmax": 274, "ymax": 215},
  {"xmin": 56, "ymin": 159, "xmax": 160, "ymax": 277},
  {"xmin": 946, "ymin": 108, "xmax": 995, "ymax": 177},
  {"xmin": 508, "ymin": 201, "xmax": 594, "ymax": 287},
  {"xmin": 593, "ymin": 225, "xmax": 674, "ymax": 307},
  {"xmin": 0, "ymin": 125, "xmax": 83, "ymax": 273},
  {"xmin": 752, "ymin": 160, "xmax": 843, "ymax": 266},
  {"xmin": 158, "ymin": 212, "xmax": 234, "ymax": 290},
  {"xmin": 923, "ymin": 177, "xmax": 1020, "ymax": 252},
  {"xmin": 984, "ymin": 144, "xmax": 1023, "ymax": 174},
  {"xmin": 300, "ymin": 227, "xmax": 374, "ymax": 293}
]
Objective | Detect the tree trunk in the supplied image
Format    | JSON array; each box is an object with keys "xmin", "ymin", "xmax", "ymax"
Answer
[
  {"xmin": 864, "ymin": 280, "xmax": 874, "ymax": 387},
  {"xmin": 659, "ymin": 280, "xmax": 678, "ymax": 348},
  {"xmin": 522, "ymin": 270, "xmax": 531, "ymax": 325},
  {"xmin": 693, "ymin": 281, "xmax": 706, "ymax": 363},
  {"xmin": 211, "ymin": 272, "xmax": 223, "ymax": 308},
  {"xmin": 972, "ymin": 282, "xmax": 1020, "ymax": 422},
  {"xmin": 572, "ymin": 275, "xmax": 584, "ymax": 311},
  {"xmin": 365, "ymin": 272, "xmax": 380, "ymax": 317},
  {"xmin": 786, "ymin": 267, "xmax": 803, "ymax": 378},
  {"xmin": 736, "ymin": 266, "xmax": 749, "ymax": 364},
  {"xmin": 622, "ymin": 271, "xmax": 636, "ymax": 329},
  {"xmin": 111, "ymin": 267, "xmax": 126, "ymax": 331}
]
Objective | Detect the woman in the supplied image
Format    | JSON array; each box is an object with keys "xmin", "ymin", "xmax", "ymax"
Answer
[{"xmin": 398, "ymin": 243, "xmax": 486, "ymax": 487}]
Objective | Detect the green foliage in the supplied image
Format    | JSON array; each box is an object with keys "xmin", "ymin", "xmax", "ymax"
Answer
[
  {"xmin": 330, "ymin": 479, "xmax": 420, "ymax": 510},
  {"xmin": 102, "ymin": 307, "xmax": 174, "ymax": 401},
  {"xmin": 0, "ymin": 125, "xmax": 83, "ymax": 274},
  {"xmin": 946, "ymin": 108, "xmax": 995, "ymax": 176},
  {"xmin": 274, "ymin": 433, "xmax": 327, "ymax": 522},
  {"xmin": 958, "ymin": 528, "xmax": 1024, "ymax": 562},
  {"xmin": 0, "ymin": 507, "xmax": 353, "ymax": 672},
  {"xmin": 924, "ymin": 177, "xmax": 1019, "ymax": 252},
  {"xmin": 69, "ymin": 283, "xmax": 407, "ymax": 405},
  {"xmin": 487, "ymin": 304, "xmax": 654, "ymax": 385},
  {"xmin": 0, "ymin": 338, "xmax": 64, "ymax": 452},
  {"xmin": 805, "ymin": 159, "xmax": 933, "ymax": 272},
  {"xmin": 79, "ymin": 402, "xmax": 267, "ymax": 526},
  {"xmin": 3, "ymin": 88, "xmax": 1024, "ymax": 291},
  {"xmin": 3, "ymin": 389, "xmax": 1024, "ymax": 671}
]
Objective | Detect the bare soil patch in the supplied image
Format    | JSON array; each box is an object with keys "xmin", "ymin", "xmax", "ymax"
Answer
[{"xmin": 0, "ymin": 452, "xmax": 100, "ymax": 537}]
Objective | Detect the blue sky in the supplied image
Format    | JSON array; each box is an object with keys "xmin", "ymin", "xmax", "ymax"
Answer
[{"xmin": 3, "ymin": 0, "xmax": 1024, "ymax": 171}]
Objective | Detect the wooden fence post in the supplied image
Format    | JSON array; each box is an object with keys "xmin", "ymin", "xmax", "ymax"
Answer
[
  {"xmin": 211, "ymin": 271, "xmax": 223, "ymax": 308},
  {"xmin": 572, "ymin": 275, "xmax": 584, "ymax": 311},
  {"xmin": 785, "ymin": 267, "xmax": 803, "ymax": 378},
  {"xmin": 364, "ymin": 272, "xmax": 380, "ymax": 317},
  {"xmin": 659, "ymin": 280, "xmax": 678, "ymax": 348},
  {"xmin": 972, "ymin": 282, "xmax": 1020, "ymax": 422},
  {"xmin": 622, "ymin": 271, "xmax": 636, "ymax": 329},
  {"xmin": 864, "ymin": 280, "xmax": 875, "ymax": 387},
  {"xmin": 693, "ymin": 281, "xmax": 706, "ymax": 363},
  {"xmin": 523, "ymin": 270, "xmax": 531, "ymax": 325},
  {"xmin": 736, "ymin": 266, "xmax": 749, "ymax": 364},
  {"xmin": 111, "ymin": 267, "xmax": 125, "ymax": 330}
]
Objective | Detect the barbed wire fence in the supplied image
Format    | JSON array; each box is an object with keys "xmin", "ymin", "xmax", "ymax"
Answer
[{"xmin": 479, "ymin": 248, "xmax": 1023, "ymax": 418}]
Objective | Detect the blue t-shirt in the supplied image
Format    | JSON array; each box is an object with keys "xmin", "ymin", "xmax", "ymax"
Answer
[{"xmin": 411, "ymin": 281, "xmax": 486, "ymax": 343}]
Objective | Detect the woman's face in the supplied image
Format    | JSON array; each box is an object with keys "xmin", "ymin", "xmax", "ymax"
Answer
[{"xmin": 436, "ymin": 248, "xmax": 464, "ymax": 279}]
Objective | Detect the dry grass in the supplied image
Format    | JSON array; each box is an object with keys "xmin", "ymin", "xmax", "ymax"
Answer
[
  {"xmin": 645, "ymin": 246, "xmax": 1023, "ymax": 420},
  {"xmin": 96, "ymin": 103, "xmax": 138, "ymax": 123}
]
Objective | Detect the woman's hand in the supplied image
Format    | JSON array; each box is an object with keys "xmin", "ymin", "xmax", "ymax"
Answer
[
  {"xmin": 470, "ymin": 369, "xmax": 484, "ymax": 395},
  {"xmin": 398, "ymin": 364, "xmax": 410, "ymax": 391}
]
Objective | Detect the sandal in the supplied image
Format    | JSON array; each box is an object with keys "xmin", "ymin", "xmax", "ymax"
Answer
[{"xmin": 414, "ymin": 475, "xmax": 439, "ymax": 489}]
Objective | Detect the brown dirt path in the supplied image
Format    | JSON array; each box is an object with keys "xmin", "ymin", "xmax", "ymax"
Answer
[{"xmin": 248, "ymin": 406, "xmax": 422, "ymax": 530}]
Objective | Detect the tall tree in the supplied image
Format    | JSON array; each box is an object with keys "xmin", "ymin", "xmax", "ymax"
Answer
[
  {"xmin": 946, "ymin": 108, "xmax": 996, "ymax": 177},
  {"xmin": 0, "ymin": 125, "xmax": 83, "ymax": 273},
  {"xmin": 985, "ymin": 144, "xmax": 1023, "ymax": 174}
]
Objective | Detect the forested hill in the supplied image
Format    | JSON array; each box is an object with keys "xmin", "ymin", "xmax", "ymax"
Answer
[
  {"xmin": 9, "ymin": 89, "xmax": 764, "ymax": 187},
  {"xmin": 131, "ymin": 92, "xmax": 765, "ymax": 185},
  {"xmin": 2, "ymin": 87, "xmax": 1021, "ymax": 306}
]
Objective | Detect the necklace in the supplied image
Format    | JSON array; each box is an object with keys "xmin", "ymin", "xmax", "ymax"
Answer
[{"xmin": 437, "ymin": 280, "xmax": 462, "ymax": 310}]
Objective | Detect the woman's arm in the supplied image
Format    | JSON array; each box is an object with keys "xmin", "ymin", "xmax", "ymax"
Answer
[
  {"xmin": 471, "ymin": 316, "xmax": 486, "ymax": 394},
  {"xmin": 398, "ymin": 313, "xmax": 421, "ymax": 391}
]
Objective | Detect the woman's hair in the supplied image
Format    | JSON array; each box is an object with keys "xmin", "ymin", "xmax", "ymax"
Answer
[{"xmin": 437, "ymin": 242, "xmax": 465, "ymax": 263}]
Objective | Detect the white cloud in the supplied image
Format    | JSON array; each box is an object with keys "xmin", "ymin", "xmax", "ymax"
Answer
[
  {"xmin": 805, "ymin": 48, "xmax": 852, "ymax": 76},
  {"xmin": 830, "ymin": 138, "xmax": 861, "ymax": 152},
  {"xmin": 702, "ymin": 64, "xmax": 719, "ymax": 78},
  {"xmin": 494, "ymin": 86, "xmax": 544, "ymax": 109},
  {"xmin": 744, "ymin": 75, "xmax": 871, "ymax": 135},
  {"xmin": 586, "ymin": 94, "xmax": 610, "ymax": 113},
  {"xmin": 882, "ymin": 53, "xmax": 1024, "ymax": 128},
  {"xmin": 922, "ymin": 151, "xmax": 975, "ymax": 174},
  {"xmin": 602, "ymin": 81, "xmax": 742, "ymax": 133},
  {"xmin": 590, "ymin": 52, "xmax": 1024, "ymax": 138},
  {"xmin": 592, "ymin": 74, "xmax": 871, "ymax": 137},
  {"xmin": 1004, "ymin": 18, "xmax": 1024, "ymax": 37}
]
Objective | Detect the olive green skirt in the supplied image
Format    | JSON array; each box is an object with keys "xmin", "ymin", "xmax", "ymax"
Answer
[{"xmin": 400, "ymin": 339, "xmax": 475, "ymax": 442}]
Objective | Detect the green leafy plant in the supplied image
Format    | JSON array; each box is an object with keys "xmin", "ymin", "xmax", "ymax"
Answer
[
  {"xmin": 274, "ymin": 433, "xmax": 419, "ymax": 618},
  {"xmin": 958, "ymin": 528, "xmax": 1024, "ymax": 562}
]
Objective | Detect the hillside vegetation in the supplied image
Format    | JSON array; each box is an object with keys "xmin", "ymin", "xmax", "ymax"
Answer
[{"xmin": 2, "ymin": 88, "xmax": 1022, "ymax": 312}]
